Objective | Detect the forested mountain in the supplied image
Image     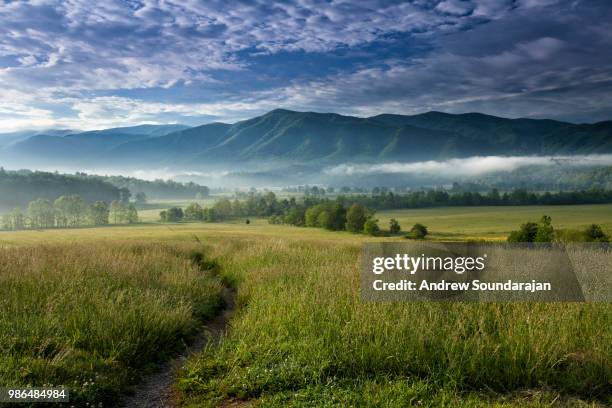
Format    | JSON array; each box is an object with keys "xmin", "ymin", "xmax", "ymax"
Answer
[
  {"xmin": 0, "ymin": 169, "xmax": 121, "ymax": 210},
  {"xmin": 6, "ymin": 124, "xmax": 189, "ymax": 161},
  {"xmin": 2, "ymin": 110, "xmax": 611, "ymax": 168},
  {"xmin": 0, "ymin": 129, "xmax": 75, "ymax": 148}
]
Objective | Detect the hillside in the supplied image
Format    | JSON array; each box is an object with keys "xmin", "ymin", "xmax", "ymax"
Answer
[
  {"xmin": 3, "ymin": 110, "xmax": 612, "ymax": 167},
  {"xmin": 0, "ymin": 170, "xmax": 121, "ymax": 210}
]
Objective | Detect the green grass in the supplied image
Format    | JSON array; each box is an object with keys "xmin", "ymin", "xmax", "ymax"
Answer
[
  {"xmin": 176, "ymin": 237, "xmax": 611, "ymax": 407},
  {"xmin": 0, "ymin": 204, "xmax": 610, "ymax": 407},
  {"xmin": 0, "ymin": 241, "xmax": 224, "ymax": 406}
]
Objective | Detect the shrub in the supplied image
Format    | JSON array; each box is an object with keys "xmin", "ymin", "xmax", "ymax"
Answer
[
  {"xmin": 162, "ymin": 207, "xmax": 184, "ymax": 222},
  {"xmin": 408, "ymin": 223, "xmax": 428, "ymax": 239},
  {"xmin": 507, "ymin": 221, "xmax": 538, "ymax": 242},
  {"xmin": 534, "ymin": 215, "xmax": 554, "ymax": 242},
  {"xmin": 583, "ymin": 224, "xmax": 610, "ymax": 242},
  {"xmin": 363, "ymin": 218, "xmax": 380, "ymax": 236},
  {"xmin": 389, "ymin": 218, "xmax": 401, "ymax": 234}
]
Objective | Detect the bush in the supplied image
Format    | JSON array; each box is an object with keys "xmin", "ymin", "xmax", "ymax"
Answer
[
  {"xmin": 507, "ymin": 221, "xmax": 538, "ymax": 242},
  {"xmin": 389, "ymin": 218, "xmax": 401, "ymax": 234},
  {"xmin": 161, "ymin": 207, "xmax": 184, "ymax": 222},
  {"xmin": 408, "ymin": 223, "xmax": 428, "ymax": 239},
  {"xmin": 583, "ymin": 224, "xmax": 610, "ymax": 242},
  {"xmin": 363, "ymin": 218, "xmax": 380, "ymax": 236},
  {"xmin": 534, "ymin": 215, "xmax": 554, "ymax": 242}
]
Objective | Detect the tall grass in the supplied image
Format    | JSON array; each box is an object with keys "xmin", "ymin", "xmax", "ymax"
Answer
[
  {"xmin": 180, "ymin": 238, "xmax": 611, "ymax": 407},
  {"xmin": 0, "ymin": 241, "xmax": 223, "ymax": 406}
]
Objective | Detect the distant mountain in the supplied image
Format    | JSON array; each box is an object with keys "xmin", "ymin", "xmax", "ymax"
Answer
[
  {"xmin": 0, "ymin": 129, "xmax": 75, "ymax": 148},
  {"xmin": 4, "ymin": 124, "xmax": 189, "ymax": 163},
  {"xmin": 3, "ymin": 111, "xmax": 611, "ymax": 167}
]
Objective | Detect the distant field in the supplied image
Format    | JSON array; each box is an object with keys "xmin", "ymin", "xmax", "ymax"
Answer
[
  {"xmin": 137, "ymin": 203, "xmax": 612, "ymax": 240},
  {"xmin": 377, "ymin": 204, "xmax": 612, "ymax": 240}
]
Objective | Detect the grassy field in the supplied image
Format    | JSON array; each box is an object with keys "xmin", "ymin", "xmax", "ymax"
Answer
[
  {"xmin": 376, "ymin": 204, "xmax": 612, "ymax": 241},
  {"xmin": 0, "ymin": 240, "xmax": 224, "ymax": 406},
  {"xmin": 0, "ymin": 204, "xmax": 610, "ymax": 406},
  {"xmin": 179, "ymin": 236, "xmax": 611, "ymax": 407}
]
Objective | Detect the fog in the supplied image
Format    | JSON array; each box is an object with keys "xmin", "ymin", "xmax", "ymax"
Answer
[
  {"xmin": 3, "ymin": 153, "xmax": 611, "ymax": 190},
  {"xmin": 324, "ymin": 155, "xmax": 612, "ymax": 178}
]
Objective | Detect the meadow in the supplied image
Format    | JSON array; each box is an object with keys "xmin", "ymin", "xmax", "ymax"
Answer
[
  {"xmin": 0, "ymin": 204, "xmax": 610, "ymax": 407},
  {"xmin": 376, "ymin": 204, "xmax": 612, "ymax": 241},
  {"xmin": 0, "ymin": 240, "xmax": 224, "ymax": 406}
]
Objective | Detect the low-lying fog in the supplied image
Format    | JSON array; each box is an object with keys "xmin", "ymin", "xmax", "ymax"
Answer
[
  {"xmin": 324, "ymin": 155, "xmax": 612, "ymax": 177},
  {"xmin": 3, "ymin": 154, "xmax": 611, "ymax": 189}
]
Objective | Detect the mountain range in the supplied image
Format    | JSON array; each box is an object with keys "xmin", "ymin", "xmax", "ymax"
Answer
[{"xmin": 2, "ymin": 110, "xmax": 611, "ymax": 169}]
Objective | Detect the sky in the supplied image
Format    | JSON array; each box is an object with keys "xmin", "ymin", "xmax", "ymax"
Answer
[{"xmin": 0, "ymin": 0, "xmax": 611, "ymax": 132}]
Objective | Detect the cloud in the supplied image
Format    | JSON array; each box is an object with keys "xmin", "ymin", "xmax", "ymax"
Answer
[
  {"xmin": 436, "ymin": 0, "xmax": 475, "ymax": 16},
  {"xmin": 325, "ymin": 155, "xmax": 612, "ymax": 177},
  {"xmin": 0, "ymin": 0, "xmax": 493, "ymax": 93},
  {"xmin": 0, "ymin": 0, "xmax": 611, "ymax": 130}
]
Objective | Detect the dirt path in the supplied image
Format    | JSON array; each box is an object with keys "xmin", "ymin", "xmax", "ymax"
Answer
[{"xmin": 122, "ymin": 286, "xmax": 236, "ymax": 408}]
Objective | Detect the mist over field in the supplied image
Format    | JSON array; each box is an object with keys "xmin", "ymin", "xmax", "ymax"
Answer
[{"xmin": 325, "ymin": 154, "xmax": 612, "ymax": 178}]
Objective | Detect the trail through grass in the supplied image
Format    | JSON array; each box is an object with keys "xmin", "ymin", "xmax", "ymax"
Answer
[
  {"xmin": 179, "ymin": 237, "xmax": 611, "ymax": 407},
  {"xmin": 0, "ymin": 241, "xmax": 224, "ymax": 406}
]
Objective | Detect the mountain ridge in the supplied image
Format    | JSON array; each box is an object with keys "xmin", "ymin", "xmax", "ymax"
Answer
[{"xmin": 3, "ymin": 110, "xmax": 611, "ymax": 168}]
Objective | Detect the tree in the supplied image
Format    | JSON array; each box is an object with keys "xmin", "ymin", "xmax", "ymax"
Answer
[
  {"xmin": 54, "ymin": 195, "xmax": 85, "ymax": 227},
  {"xmin": 409, "ymin": 223, "xmax": 428, "ymax": 239},
  {"xmin": 88, "ymin": 201, "xmax": 109, "ymax": 226},
  {"xmin": 583, "ymin": 224, "xmax": 610, "ymax": 242},
  {"xmin": 28, "ymin": 199, "xmax": 55, "ymax": 229},
  {"xmin": 203, "ymin": 208, "xmax": 218, "ymax": 222},
  {"xmin": 162, "ymin": 207, "xmax": 184, "ymax": 222},
  {"xmin": 110, "ymin": 200, "xmax": 126, "ymax": 224},
  {"xmin": 2, "ymin": 208, "xmax": 25, "ymax": 230},
  {"xmin": 534, "ymin": 215, "xmax": 554, "ymax": 242},
  {"xmin": 213, "ymin": 198, "xmax": 233, "ymax": 220},
  {"xmin": 363, "ymin": 218, "xmax": 380, "ymax": 236},
  {"xmin": 316, "ymin": 204, "xmax": 346, "ymax": 231},
  {"xmin": 135, "ymin": 192, "xmax": 147, "ymax": 204},
  {"xmin": 184, "ymin": 202, "xmax": 203, "ymax": 220},
  {"xmin": 507, "ymin": 222, "xmax": 538, "ymax": 243},
  {"xmin": 389, "ymin": 218, "xmax": 401, "ymax": 234},
  {"xmin": 346, "ymin": 203, "xmax": 367, "ymax": 233},
  {"xmin": 284, "ymin": 207, "xmax": 305, "ymax": 226},
  {"xmin": 126, "ymin": 204, "xmax": 139, "ymax": 223},
  {"xmin": 305, "ymin": 205, "xmax": 324, "ymax": 227},
  {"xmin": 118, "ymin": 187, "xmax": 131, "ymax": 204}
]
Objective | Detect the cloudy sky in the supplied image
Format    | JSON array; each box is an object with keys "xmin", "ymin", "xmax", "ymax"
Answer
[{"xmin": 1, "ymin": 0, "xmax": 611, "ymax": 131}]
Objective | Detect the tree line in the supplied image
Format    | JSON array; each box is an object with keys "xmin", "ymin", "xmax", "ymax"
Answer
[
  {"xmin": 75, "ymin": 173, "xmax": 210, "ymax": 200},
  {"xmin": 0, "ymin": 168, "xmax": 122, "ymax": 210},
  {"xmin": 1, "ymin": 195, "xmax": 138, "ymax": 230},
  {"xmin": 161, "ymin": 188, "xmax": 612, "ymax": 226},
  {"xmin": 332, "ymin": 188, "xmax": 612, "ymax": 210},
  {"xmin": 160, "ymin": 192, "xmax": 431, "ymax": 237}
]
